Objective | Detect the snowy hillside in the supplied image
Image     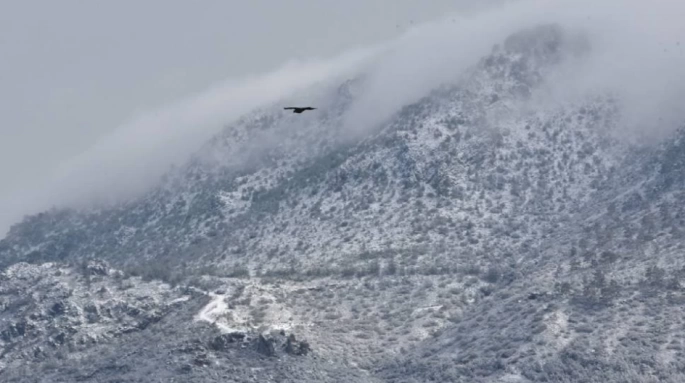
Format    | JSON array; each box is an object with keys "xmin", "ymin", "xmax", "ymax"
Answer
[
  {"xmin": 2, "ymin": 22, "xmax": 685, "ymax": 382},
  {"xmin": 0, "ymin": 25, "xmax": 628, "ymax": 276}
]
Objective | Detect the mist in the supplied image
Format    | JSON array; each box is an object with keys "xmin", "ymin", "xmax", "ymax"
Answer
[
  {"xmin": 2, "ymin": 0, "xmax": 685, "ymax": 236},
  {"xmin": 0, "ymin": 47, "xmax": 379, "ymax": 229},
  {"xmin": 343, "ymin": 0, "xmax": 685, "ymax": 140},
  {"xmin": 0, "ymin": 0, "xmax": 495, "ymax": 236}
]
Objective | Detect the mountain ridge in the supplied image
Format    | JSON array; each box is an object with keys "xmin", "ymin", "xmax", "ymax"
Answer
[{"xmin": 2, "ymin": 23, "xmax": 685, "ymax": 382}]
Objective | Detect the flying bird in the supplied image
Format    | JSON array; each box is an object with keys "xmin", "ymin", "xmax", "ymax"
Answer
[{"xmin": 284, "ymin": 107, "xmax": 317, "ymax": 114}]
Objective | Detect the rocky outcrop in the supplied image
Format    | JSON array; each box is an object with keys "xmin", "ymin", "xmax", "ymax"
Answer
[
  {"xmin": 0, "ymin": 261, "xmax": 191, "ymax": 372},
  {"xmin": 256, "ymin": 334, "xmax": 276, "ymax": 357},
  {"xmin": 284, "ymin": 334, "xmax": 310, "ymax": 356},
  {"xmin": 209, "ymin": 332, "xmax": 246, "ymax": 351}
]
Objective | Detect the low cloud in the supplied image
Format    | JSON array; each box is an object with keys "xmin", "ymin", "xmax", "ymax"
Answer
[
  {"xmin": 342, "ymin": 0, "xmax": 685, "ymax": 142},
  {"xmin": 0, "ymin": 46, "xmax": 379, "ymax": 235},
  {"xmin": 3, "ymin": 0, "xmax": 684, "ymax": 236}
]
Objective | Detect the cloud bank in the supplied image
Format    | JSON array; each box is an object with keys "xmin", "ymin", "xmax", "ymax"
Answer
[
  {"xmin": 2, "ymin": 0, "xmax": 685, "ymax": 236},
  {"xmin": 342, "ymin": 0, "xmax": 685, "ymax": 140},
  {"xmin": 0, "ymin": 46, "xmax": 381, "ymax": 235}
]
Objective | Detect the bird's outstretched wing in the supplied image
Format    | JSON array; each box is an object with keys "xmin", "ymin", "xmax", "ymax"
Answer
[{"xmin": 284, "ymin": 106, "xmax": 316, "ymax": 113}]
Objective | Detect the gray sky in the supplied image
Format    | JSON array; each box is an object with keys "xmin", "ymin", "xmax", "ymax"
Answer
[{"xmin": 0, "ymin": 0, "xmax": 485, "ymax": 201}]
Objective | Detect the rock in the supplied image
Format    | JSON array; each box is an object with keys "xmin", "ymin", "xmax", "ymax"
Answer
[
  {"xmin": 84, "ymin": 304, "xmax": 101, "ymax": 323},
  {"xmin": 33, "ymin": 346, "xmax": 45, "ymax": 359},
  {"xmin": 135, "ymin": 311, "xmax": 163, "ymax": 330},
  {"xmin": 256, "ymin": 334, "xmax": 276, "ymax": 357},
  {"xmin": 178, "ymin": 364, "xmax": 193, "ymax": 374},
  {"xmin": 193, "ymin": 353, "xmax": 211, "ymax": 367},
  {"xmin": 49, "ymin": 301, "xmax": 67, "ymax": 316},
  {"xmin": 84, "ymin": 260, "xmax": 110, "ymax": 276},
  {"xmin": 178, "ymin": 340, "xmax": 206, "ymax": 354},
  {"xmin": 284, "ymin": 334, "xmax": 310, "ymax": 356},
  {"xmin": 2, "ymin": 320, "xmax": 31, "ymax": 341},
  {"xmin": 209, "ymin": 332, "xmax": 245, "ymax": 351},
  {"xmin": 53, "ymin": 332, "xmax": 67, "ymax": 345}
]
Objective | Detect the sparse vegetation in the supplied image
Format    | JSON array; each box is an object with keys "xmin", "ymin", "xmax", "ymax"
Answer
[{"xmin": 1, "ymin": 21, "xmax": 684, "ymax": 383}]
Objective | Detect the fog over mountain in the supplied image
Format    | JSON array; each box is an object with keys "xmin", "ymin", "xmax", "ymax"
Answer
[
  {"xmin": 2, "ymin": 0, "xmax": 685, "ymax": 382},
  {"xmin": 3, "ymin": 0, "xmax": 684, "ymax": 236},
  {"xmin": 0, "ymin": 0, "xmax": 494, "ymax": 236}
]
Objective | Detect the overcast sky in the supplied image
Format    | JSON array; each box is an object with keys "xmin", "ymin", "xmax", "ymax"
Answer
[{"xmin": 0, "ymin": 0, "xmax": 492, "ymax": 207}]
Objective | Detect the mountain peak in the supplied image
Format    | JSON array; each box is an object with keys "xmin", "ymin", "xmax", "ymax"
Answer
[{"xmin": 3, "ymin": 19, "xmax": 685, "ymax": 382}]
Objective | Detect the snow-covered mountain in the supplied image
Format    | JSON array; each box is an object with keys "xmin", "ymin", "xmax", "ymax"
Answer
[{"xmin": 2, "ymin": 22, "xmax": 685, "ymax": 382}]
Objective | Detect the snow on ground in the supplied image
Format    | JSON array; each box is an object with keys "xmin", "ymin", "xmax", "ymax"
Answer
[
  {"xmin": 193, "ymin": 281, "xmax": 316, "ymax": 334},
  {"xmin": 194, "ymin": 292, "xmax": 243, "ymax": 333}
]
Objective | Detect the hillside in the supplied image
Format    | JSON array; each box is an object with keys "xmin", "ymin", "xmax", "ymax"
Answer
[{"xmin": 2, "ymin": 23, "xmax": 685, "ymax": 382}]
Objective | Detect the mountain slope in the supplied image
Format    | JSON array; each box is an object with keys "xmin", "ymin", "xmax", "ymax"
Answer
[
  {"xmin": 1, "ymin": 23, "xmax": 685, "ymax": 382},
  {"xmin": 1, "ymin": 24, "xmax": 628, "ymax": 277}
]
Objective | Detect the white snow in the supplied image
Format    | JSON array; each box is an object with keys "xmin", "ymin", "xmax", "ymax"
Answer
[{"xmin": 194, "ymin": 292, "xmax": 244, "ymax": 333}]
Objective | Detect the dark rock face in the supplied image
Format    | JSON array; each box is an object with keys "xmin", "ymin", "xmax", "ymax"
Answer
[
  {"xmin": 208, "ymin": 330, "xmax": 311, "ymax": 360},
  {"xmin": 256, "ymin": 334, "xmax": 276, "ymax": 357},
  {"xmin": 49, "ymin": 301, "xmax": 67, "ymax": 316},
  {"xmin": 192, "ymin": 353, "xmax": 212, "ymax": 367},
  {"xmin": 1, "ymin": 320, "xmax": 31, "ymax": 341},
  {"xmin": 209, "ymin": 332, "xmax": 246, "ymax": 351},
  {"xmin": 251, "ymin": 332, "xmax": 312, "ymax": 358},
  {"xmin": 284, "ymin": 334, "xmax": 310, "ymax": 356}
]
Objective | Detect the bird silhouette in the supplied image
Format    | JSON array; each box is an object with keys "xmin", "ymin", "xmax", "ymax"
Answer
[{"xmin": 284, "ymin": 107, "xmax": 316, "ymax": 114}]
